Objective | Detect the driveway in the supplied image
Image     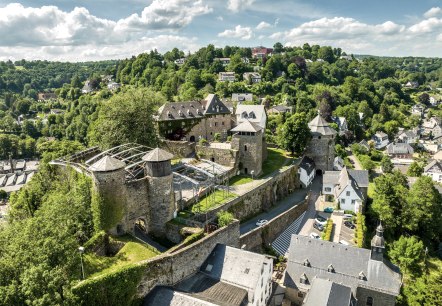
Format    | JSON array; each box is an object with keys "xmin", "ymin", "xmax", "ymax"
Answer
[{"xmin": 347, "ymin": 152, "xmax": 363, "ymax": 170}]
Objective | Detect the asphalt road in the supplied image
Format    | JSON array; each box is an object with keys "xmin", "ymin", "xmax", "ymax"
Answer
[{"xmin": 240, "ymin": 176, "xmax": 321, "ymax": 235}]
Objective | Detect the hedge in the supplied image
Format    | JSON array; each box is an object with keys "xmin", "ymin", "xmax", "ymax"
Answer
[
  {"xmin": 322, "ymin": 219, "xmax": 333, "ymax": 241},
  {"xmin": 355, "ymin": 213, "xmax": 366, "ymax": 248},
  {"xmin": 72, "ymin": 262, "xmax": 146, "ymax": 306}
]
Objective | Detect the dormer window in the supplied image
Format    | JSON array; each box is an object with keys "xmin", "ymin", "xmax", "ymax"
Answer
[
  {"xmin": 303, "ymin": 259, "xmax": 310, "ymax": 267},
  {"xmin": 327, "ymin": 264, "xmax": 335, "ymax": 273},
  {"xmin": 359, "ymin": 271, "xmax": 366, "ymax": 280},
  {"xmin": 179, "ymin": 110, "xmax": 184, "ymax": 117},
  {"xmin": 167, "ymin": 111, "xmax": 172, "ymax": 118},
  {"xmin": 242, "ymin": 111, "xmax": 248, "ymax": 119},
  {"xmin": 187, "ymin": 109, "xmax": 191, "ymax": 116},
  {"xmin": 299, "ymin": 273, "xmax": 308, "ymax": 284},
  {"xmin": 197, "ymin": 109, "xmax": 202, "ymax": 115},
  {"xmin": 249, "ymin": 111, "xmax": 256, "ymax": 119}
]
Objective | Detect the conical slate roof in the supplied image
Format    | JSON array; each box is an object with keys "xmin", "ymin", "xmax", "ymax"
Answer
[
  {"xmin": 142, "ymin": 148, "xmax": 174, "ymax": 162},
  {"xmin": 308, "ymin": 114, "xmax": 337, "ymax": 136},
  {"xmin": 231, "ymin": 120, "xmax": 263, "ymax": 133},
  {"xmin": 89, "ymin": 155, "xmax": 126, "ymax": 172},
  {"xmin": 371, "ymin": 223, "xmax": 385, "ymax": 248}
]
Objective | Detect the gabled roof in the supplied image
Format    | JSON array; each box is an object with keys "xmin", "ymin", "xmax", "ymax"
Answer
[
  {"xmin": 308, "ymin": 114, "xmax": 337, "ymax": 136},
  {"xmin": 269, "ymin": 105, "xmax": 292, "ymax": 113},
  {"xmin": 89, "ymin": 155, "xmax": 126, "ymax": 172},
  {"xmin": 304, "ymin": 278, "xmax": 352, "ymax": 306},
  {"xmin": 398, "ymin": 129, "xmax": 418, "ymax": 138},
  {"xmin": 285, "ymin": 235, "xmax": 402, "ymax": 296},
  {"xmin": 386, "ymin": 143, "xmax": 414, "ymax": 155},
  {"xmin": 299, "ymin": 156, "xmax": 315, "ymax": 175},
  {"xmin": 142, "ymin": 148, "xmax": 174, "ymax": 162},
  {"xmin": 202, "ymin": 94, "xmax": 231, "ymax": 115},
  {"xmin": 348, "ymin": 169, "xmax": 369, "ymax": 187},
  {"xmin": 374, "ymin": 131, "xmax": 388, "ymax": 138},
  {"xmin": 231, "ymin": 120, "xmax": 263, "ymax": 133},
  {"xmin": 236, "ymin": 105, "xmax": 266, "ymax": 127},
  {"xmin": 424, "ymin": 160, "xmax": 442, "ymax": 173},
  {"xmin": 157, "ymin": 101, "xmax": 205, "ymax": 121}
]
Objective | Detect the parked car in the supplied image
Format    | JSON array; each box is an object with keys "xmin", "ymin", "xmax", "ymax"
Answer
[
  {"xmin": 343, "ymin": 214, "xmax": 354, "ymax": 220},
  {"xmin": 309, "ymin": 232, "xmax": 320, "ymax": 239},
  {"xmin": 324, "ymin": 207, "xmax": 334, "ymax": 213},
  {"xmin": 339, "ymin": 240, "xmax": 350, "ymax": 245},
  {"xmin": 315, "ymin": 216, "xmax": 327, "ymax": 226},
  {"xmin": 255, "ymin": 219, "xmax": 268, "ymax": 227},
  {"xmin": 344, "ymin": 221, "xmax": 356, "ymax": 229},
  {"xmin": 313, "ymin": 222, "xmax": 324, "ymax": 231}
]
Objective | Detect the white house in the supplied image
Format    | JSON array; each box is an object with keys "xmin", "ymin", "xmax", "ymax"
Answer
[
  {"xmin": 215, "ymin": 57, "xmax": 231, "ymax": 66},
  {"xmin": 236, "ymin": 105, "xmax": 267, "ymax": 129},
  {"xmin": 243, "ymin": 72, "xmax": 262, "ymax": 83},
  {"xmin": 372, "ymin": 131, "xmax": 389, "ymax": 149},
  {"xmin": 396, "ymin": 129, "xmax": 419, "ymax": 144},
  {"xmin": 331, "ymin": 116, "xmax": 348, "ymax": 135},
  {"xmin": 322, "ymin": 167, "xmax": 369, "ymax": 213},
  {"xmin": 411, "ymin": 104, "xmax": 426, "ymax": 118},
  {"xmin": 219, "ymin": 72, "xmax": 236, "ymax": 82},
  {"xmin": 430, "ymin": 96, "xmax": 440, "ymax": 106},
  {"xmin": 232, "ymin": 93, "xmax": 253, "ymax": 103},
  {"xmin": 423, "ymin": 160, "xmax": 442, "ymax": 183},
  {"xmin": 174, "ymin": 58, "xmax": 186, "ymax": 65},
  {"xmin": 107, "ymin": 82, "xmax": 121, "ymax": 91},
  {"xmin": 299, "ymin": 156, "xmax": 315, "ymax": 188},
  {"xmin": 421, "ymin": 117, "xmax": 442, "ymax": 139},
  {"xmin": 333, "ymin": 156, "xmax": 344, "ymax": 171}
]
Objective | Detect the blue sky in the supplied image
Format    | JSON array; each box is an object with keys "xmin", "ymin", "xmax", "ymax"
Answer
[{"xmin": 0, "ymin": 0, "xmax": 442, "ymax": 61}]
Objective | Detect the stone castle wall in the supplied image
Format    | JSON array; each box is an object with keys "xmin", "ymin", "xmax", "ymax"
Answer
[
  {"xmin": 186, "ymin": 114, "xmax": 233, "ymax": 142},
  {"xmin": 231, "ymin": 132, "xmax": 263, "ymax": 176},
  {"xmin": 135, "ymin": 220, "xmax": 240, "ymax": 298},
  {"xmin": 124, "ymin": 178, "xmax": 151, "ymax": 233},
  {"xmin": 239, "ymin": 196, "xmax": 309, "ymax": 253},
  {"xmin": 147, "ymin": 174, "xmax": 175, "ymax": 237},
  {"xmin": 195, "ymin": 145, "xmax": 238, "ymax": 169},
  {"xmin": 356, "ymin": 286, "xmax": 397, "ymax": 306},
  {"xmin": 159, "ymin": 140, "xmax": 195, "ymax": 158}
]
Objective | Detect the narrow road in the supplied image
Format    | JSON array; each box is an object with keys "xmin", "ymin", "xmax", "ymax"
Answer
[
  {"xmin": 347, "ymin": 151, "xmax": 363, "ymax": 170},
  {"xmin": 240, "ymin": 176, "xmax": 321, "ymax": 235}
]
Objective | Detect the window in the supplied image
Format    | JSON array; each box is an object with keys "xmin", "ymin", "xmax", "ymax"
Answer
[
  {"xmin": 324, "ymin": 187, "xmax": 331, "ymax": 192},
  {"xmin": 346, "ymin": 191, "xmax": 350, "ymax": 196},
  {"xmin": 351, "ymin": 199, "xmax": 356, "ymax": 205},
  {"xmin": 244, "ymin": 145, "xmax": 248, "ymax": 151},
  {"xmin": 222, "ymin": 121, "xmax": 224, "ymax": 126},
  {"xmin": 214, "ymin": 122, "xmax": 217, "ymax": 126},
  {"xmin": 297, "ymin": 292, "xmax": 304, "ymax": 298},
  {"xmin": 318, "ymin": 136, "xmax": 321, "ymax": 139},
  {"xmin": 341, "ymin": 199, "xmax": 345, "ymax": 204},
  {"xmin": 366, "ymin": 297, "xmax": 373, "ymax": 306}
]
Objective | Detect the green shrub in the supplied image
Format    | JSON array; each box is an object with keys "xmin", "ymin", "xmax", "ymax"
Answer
[
  {"xmin": 356, "ymin": 213, "xmax": 366, "ymax": 248},
  {"xmin": 217, "ymin": 211, "xmax": 234, "ymax": 227},
  {"xmin": 213, "ymin": 133, "xmax": 221, "ymax": 142},
  {"xmin": 199, "ymin": 138, "xmax": 207, "ymax": 146},
  {"xmin": 322, "ymin": 219, "xmax": 333, "ymax": 241}
]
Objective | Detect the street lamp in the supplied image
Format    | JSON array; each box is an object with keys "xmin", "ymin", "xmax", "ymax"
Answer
[
  {"xmin": 251, "ymin": 170, "xmax": 255, "ymax": 187},
  {"xmin": 78, "ymin": 246, "xmax": 85, "ymax": 280}
]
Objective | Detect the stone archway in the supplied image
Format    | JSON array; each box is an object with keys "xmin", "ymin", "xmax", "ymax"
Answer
[
  {"xmin": 134, "ymin": 217, "xmax": 148, "ymax": 233},
  {"xmin": 189, "ymin": 135, "xmax": 196, "ymax": 142}
]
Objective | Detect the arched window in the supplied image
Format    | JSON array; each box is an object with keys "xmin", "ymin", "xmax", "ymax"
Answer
[
  {"xmin": 366, "ymin": 297, "xmax": 373, "ymax": 306},
  {"xmin": 244, "ymin": 145, "xmax": 248, "ymax": 151}
]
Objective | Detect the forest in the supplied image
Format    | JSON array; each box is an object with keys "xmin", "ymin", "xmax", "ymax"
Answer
[{"xmin": 0, "ymin": 43, "xmax": 441, "ymax": 305}]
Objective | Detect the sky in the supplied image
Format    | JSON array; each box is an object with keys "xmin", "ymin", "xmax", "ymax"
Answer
[{"xmin": 1, "ymin": 0, "xmax": 442, "ymax": 61}]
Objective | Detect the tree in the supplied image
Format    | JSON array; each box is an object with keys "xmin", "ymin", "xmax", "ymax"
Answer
[
  {"xmin": 418, "ymin": 93, "xmax": 430, "ymax": 106},
  {"xmin": 89, "ymin": 88, "xmax": 165, "ymax": 149},
  {"xmin": 389, "ymin": 236, "xmax": 424, "ymax": 275},
  {"xmin": 380, "ymin": 155, "xmax": 394, "ymax": 173},
  {"xmin": 407, "ymin": 161, "xmax": 423, "ymax": 177},
  {"xmin": 403, "ymin": 176, "xmax": 442, "ymax": 240},
  {"xmin": 358, "ymin": 154, "xmax": 375, "ymax": 170},
  {"xmin": 277, "ymin": 113, "xmax": 311, "ymax": 155}
]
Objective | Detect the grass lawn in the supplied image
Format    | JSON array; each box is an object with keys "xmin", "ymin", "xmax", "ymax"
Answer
[
  {"xmin": 261, "ymin": 148, "xmax": 292, "ymax": 177},
  {"xmin": 84, "ymin": 235, "xmax": 160, "ymax": 278},
  {"xmin": 191, "ymin": 190, "xmax": 237, "ymax": 213},
  {"xmin": 229, "ymin": 175, "xmax": 253, "ymax": 186}
]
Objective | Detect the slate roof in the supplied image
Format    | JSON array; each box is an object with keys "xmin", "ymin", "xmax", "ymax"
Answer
[
  {"xmin": 142, "ymin": 148, "xmax": 174, "ymax": 162},
  {"xmin": 374, "ymin": 131, "xmax": 388, "ymax": 138},
  {"xmin": 299, "ymin": 156, "xmax": 315, "ymax": 175},
  {"xmin": 231, "ymin": 120, "xmax": 263, "ymax": 133},
  {"xmin": 88, "ymin": 155, "xmax": 126, "ymax": 172},
  {"xmin": 269, "ymin": 105, "xmax": 292, "ymax": 113},
  {"xmin": 398, "ymin": 129, "xmax": 418, "ymax": 139},
  {"xmin": 348, "ymin": 169, "xmax": 369, "ymax": 188},
  {"xmin": 323, "ymin": 171, "xmax": 340, "ymax": 185},
  {"xmin": 303, "ymin": 278, "xmax": 352, "ymax": 306},
  {"xmin": 157, "ymin": 101, "xmax": 205, "ymax": 121},
  {"xmin": 424, "ymin": 160, "xmax": 442, "ymax": 173},
  {"xmin": 284, "ymin": 235, "xmax": 402, "ymax": 296},
  {"xmin": 202, "ymin": 94, "xmax": 231, "ymax": 115},
  {"xmin": 386, "ymin": 143, "xmax": 414, "ymax": 155},
  {"xmin": 308, "ymin": 114, "xmax": 337, "ymax": 136},
  {"xmin": 231, "ymin": 93, "xmax": 253, "ymax": 102},
  {"xmin": 143, "ymin": 286, "xmax": 218, "ymax": 306}
]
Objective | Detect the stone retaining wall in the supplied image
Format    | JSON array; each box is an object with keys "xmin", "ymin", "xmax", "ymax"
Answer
[
  {"xmin": 239, "ymin": 195, "xmax": 309, "ymax": 253},
  {"xmin": 160, "ymin": 140, "xmax": 195, "ymax": 158},
  {"xmin": 195, "ymin": 144, "xmax": 238, "ymax": 169}
]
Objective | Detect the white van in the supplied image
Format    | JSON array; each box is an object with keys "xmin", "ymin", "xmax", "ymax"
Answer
[{"xmin": 339, "ymin": 240, "xmax": 350, "ymax": 246}]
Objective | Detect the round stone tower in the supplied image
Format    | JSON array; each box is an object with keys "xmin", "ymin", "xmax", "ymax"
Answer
[
  {"xmin": 89, "ymin": 155, "xmax": 127, "ymax": 235},
  {"xmin": 142, "ymin": 148, "xmax": 175, "ymax": 237},
  {"xmin": 305, "ymin": 114, "xmax": 337, "ymax": 173}
]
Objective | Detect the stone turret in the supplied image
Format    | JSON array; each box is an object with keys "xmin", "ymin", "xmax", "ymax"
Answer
[
  {"xmin": 371, "ymin": 223, "xmax": 385, "ymax": 261},
  {"xmin": 89, "ymin": 155, "xmax": 127, "ymax": 235},
  {"xmin": 142, "ymin": 148, "xmax": 175, "ymax": 237},
  {"xmin": 231, "ymin": 120, "xmax": 264, "ymax": 176},
  {"xmin": 305, "ymin": 114, "xmax": 337, "ymax": 173}
]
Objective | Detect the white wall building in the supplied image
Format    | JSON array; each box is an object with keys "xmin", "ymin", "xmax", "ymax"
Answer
[
  {"xmin": 235, "ymin": 105, "xmax": 267, "ymax": 129},
  {"xmin": 298, "ymin": 156, "xmax": 315, "ymax": 188},
  {"xmin": 423, "ymin": 160, "xmax": 442, "ymax": 183}
]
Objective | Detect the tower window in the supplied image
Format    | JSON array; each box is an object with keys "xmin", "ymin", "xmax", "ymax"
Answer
[
  {"xmin": 244, "ymin": 145, "xmax": 248, "ymax": 151},
  {"xmin": 366, "ymin": 297, "xmax": 373, "ymax": 306}
]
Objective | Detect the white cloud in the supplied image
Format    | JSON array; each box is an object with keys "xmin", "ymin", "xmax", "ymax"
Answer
[
  {"xmin": 256, "ymin": 21, "xmax": 271, "ymax": 30},
  {"xmin": 218, "ymin": 25, "xmax": 253, "ymax": 40},
  {"xmin": 216, "ymin": 16, "xmax": 224, "ymax": 21},
  {"xmin": 227, "ymin": 0, "xmax": 254, "ymax": 12},
  {"xmin": 409, "ymin": 17, "xmax": 442, "ymax": 33},
  {"xmin": 424, "ymin": 7, "xmax": 442, "ymax": 18}
]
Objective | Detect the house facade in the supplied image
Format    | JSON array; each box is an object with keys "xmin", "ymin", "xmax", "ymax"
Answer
[
  {"xmin": 284, "ymin": 228, "xmax": 402, "ymax": 306},
  {"xmin": 219, "ymin": 72, "xmax": 236, "ymax": 82},
  {"xmin": 386, "ymin": 142, "xmax": 414, "ymax": 159},
  {"xmin": 267, "ymin": 105, "xmax": 292, "ymax": 115},
  {"xmin": 232, "ymin": 93, "xmax": 253, "ymax": 103},
  {"xmin": 298, "ymin": 156, "xmax": 315, "ymax": 188},
  {"xmin": 322, "ymin": 167, "xmax": 369, "ymax": 212},
  {"xmin": 396, "ymin": 129, "xmax": 418, "ymax": 144},
  {"xmin": 372, "ymin": 131, "xmax": 389, "ymax": 149},
  {"xmin": 235, "ymin": 105, "xmax": 267, "ymax": 129},
  {"xmin": 423, "ymin": 160, "xmax": 442, "ymax": 183},
  {"xmin": 243, "ymin": 72, "xmax": 262, "ymax": 83}
]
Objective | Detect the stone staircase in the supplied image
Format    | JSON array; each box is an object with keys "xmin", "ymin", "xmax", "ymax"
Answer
[{"xmin": 271, "ymin": 211, "xmax": 306, "ymax": 256}]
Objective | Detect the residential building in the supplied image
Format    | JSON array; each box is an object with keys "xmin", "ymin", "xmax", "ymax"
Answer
[
  {"xmin": 241, "ymin": 57, "xmax": 250, "ymax": 64},
  {"xmin": 219, "ymin": 72, "xmax": 236, "ymax": 82},
  {"xmin": 423, "ymin": 160, "xmax": 442, "ymax": 183},
  {"xmin": 232, "ymin": 93, "xmax": 253, "ymax": 103},
  {"xmin": 243, "ymin": 72, "xmax": 262, "ymax": 83},
  {"xmin": 411, "ymin": 104, "xmax": 426, "ymax": 118},
  {"xmin": 235, "ymin": 105, "xmax": 267, "ymax": 129},
  {"xmin": 81, "ymin": 80, "xmax": 95, "ymax": 94},
  {"xmin": 50, "ymin": 109, "xmax": 65, "ymax": 115},
  {"xmin": 386, "ymin": 143, "xmax": 414, "ymax": 159},
  {"xmin": 322, "ymin": 167, "xmax": 369, "ymax": 212},
  {"xmin": 396, "ymin": 129, "xmax": 419, "ymax": 144},
  {"xmin": 0, "ymin": 159, "xmax": 39, "ymax": 195},
  {"xmin": 331, "ymin": 116, "xmax": 348, "ymax": 134},
  {"xmin": 284, "ymin": 228, "xmax": 402, "ymax": 306},
  {"xmin": 37, "ymin": 92, "xmax": 57, "ymax": 101},
  {"xmin": 252, "ymin": 46, "xmax": 273, "ymax": 59},
  {"xmin": 305, "ymin": 114, "xmax": 337, "ymax": 172},
  {"xmin": 372, "ymin": 131, "xmax": 389, "ymax": 150},
  {"xmin": 215, "ymin": 57, "xmax": 231, "ymax": 66},
  {"xmin": 107, "ymin": 82, "xmax": 121, "ymax": 91},
  {"xmin": 267, "ymin": 105, "xmax": 293, "ymax": 115},
  {"xmin": 145, "ymin": 244, "xmax": 273, "ymax": 306},
  {"xmin": 340, "ymin": 55, "xmax": 353, "ymax": 61},
  {"xmin": 298, "ymin": 156, "xmax": 315, "ymax": 188},
  {"xmin": 429, "ymin": 96, "xmax": 440, "ymax": 106},
  {"xmin": 156, "ymin": 94, "xmax": 232, "ymax": 142},
  {"xmin": 359, "ymin": 140, "xmax": 370, "ymax": 152},
  {"xmin": 404, "ymin": 81, "xmax": 419, "ymax": 88},
  {"xmin": 421, "ymin": 116, "xmax": 442, "ymax": 138},
  {"xmin": 174, "ymin": 58, "xmax": 186, "ymax": 65},
  {"xmin": 333, "ymin": 156, "xmax": 344, "ymax": 171}
]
